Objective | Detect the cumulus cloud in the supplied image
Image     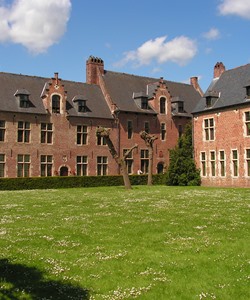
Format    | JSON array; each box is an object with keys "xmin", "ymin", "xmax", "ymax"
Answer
[
  {"xmin": 115, "ymin": 35, "xmax": 197, "ymax": 68},
  {"xmin": 218, "ymin": 0, "xmax": 250, "ymax": 19},
  {"xmin": 0, "ymin": 0, "xmax": 71, "ymax": 54},
  {"xmin": 203, "ymin": 28, "xmax": 220, "ymax": 40}
]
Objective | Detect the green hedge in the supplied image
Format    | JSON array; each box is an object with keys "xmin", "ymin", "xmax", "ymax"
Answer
[{"xmin": 0, "ymin": 174, "xmax": 165, "ymax": 191}]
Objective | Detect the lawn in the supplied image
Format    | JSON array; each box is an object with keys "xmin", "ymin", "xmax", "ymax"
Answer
[{"xmin": 0, "ymin": 186, "xmax": 249, "ymax": 300}]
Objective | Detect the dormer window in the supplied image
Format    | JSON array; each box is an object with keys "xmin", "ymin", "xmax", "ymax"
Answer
[
  {"xmin": 171, "ymin": 96, "xmax": 184, "ymax": 114},
  {"xmin": 52, "ymin": 95, "xmax": 60, "ymax": 113},
  {"xmin": 141, "ymin": 97, "xmax": 148, "ymax": 109},
  {"xmin": 205, "ymin": 90, "xmax": 219, "ymax": 108},
  {"xmin": 72, "ymin": 95, "xmax": 90, "ymax": 113},
  {"xmin": 245, "ymin": 84, "xmax": 250, "ymax": 98},
  {"xmin": 78, "ymin": 100, "xmax": 88, "ymax": 112},
  {"xmin": 178, "ymin": 101, "xmax": 184, "ymax": 113},
  {"xmin": 14, "ymin": 89, "xmax": 30, "ymax": 108},
  {"xmin": 133, "ymin": 92, "xmax": 150, "ymax": 110},
  {"xmin": 206, "ymin": 97, "xmax": 212, "ymax": 108}
]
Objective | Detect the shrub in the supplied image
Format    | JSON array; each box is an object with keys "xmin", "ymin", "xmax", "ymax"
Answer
[
  {"xmin": 166, "ymin": 122, "xmax": 201, "ymax": 186},
  {"xmin": 0, "ymin": 174, "xmax": 165, "ymax": 191}
]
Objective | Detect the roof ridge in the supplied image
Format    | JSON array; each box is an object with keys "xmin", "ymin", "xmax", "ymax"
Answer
[{"xmin": 105, "ymin": 70, "xmax": 192, "ymax": 86}]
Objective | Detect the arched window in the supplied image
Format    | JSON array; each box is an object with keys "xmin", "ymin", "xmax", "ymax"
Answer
[
  {"xmin": 160, "ymin": 97, "xmax": 166, "ymax": 114},
  {"xmin": 52, "ymin": 95, "xmax": 60, "ymax": 113}
]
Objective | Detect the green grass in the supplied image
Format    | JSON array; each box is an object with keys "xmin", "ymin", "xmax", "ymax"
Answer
[{"xmin": 0, "ymin": 186, "xmax": 249, "ymax": 300}]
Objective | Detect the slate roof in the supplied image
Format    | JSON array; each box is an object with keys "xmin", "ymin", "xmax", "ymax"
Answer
[
  {"xmin": 193, "ymin": 63, "xmax": 250, "ymax": 114},
  {"xmin": 0, "ymin": 72, "xmax": 113, "ymax": 119},
  {"xmin": 102, "ymin": 71, "xmax": 201, "ymax": 115}
]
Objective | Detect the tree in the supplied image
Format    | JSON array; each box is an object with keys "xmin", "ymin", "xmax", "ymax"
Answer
[
  {"xmin": 140, "ymin": 131, "xmax": 158, "ymax": 185},
  {"xmin": 96, "ymin": 127, "xmax": 137, "ymax": 189},
  {"xmin": 166, "ymin": 122, "xmax": 201, "ymax": 186}
]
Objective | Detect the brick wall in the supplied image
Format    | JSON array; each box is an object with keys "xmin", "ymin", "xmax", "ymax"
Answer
[{"xmin": 193, "ymin": 106, "xmax": 250, "ymax": 187}]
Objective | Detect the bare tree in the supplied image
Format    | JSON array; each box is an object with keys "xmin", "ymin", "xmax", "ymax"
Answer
[
  {"xmin": 96, "ymin": 127, "xmax": 138, "ymax": 189},
  {"xmin": 140, "ymin": 131, "xmax": 158, "ymax": 185}
]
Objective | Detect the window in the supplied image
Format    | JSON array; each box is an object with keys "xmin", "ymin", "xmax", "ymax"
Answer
[
  {"xmin": 204, "ymin": 118, "xmax": 215, "ymax": 141},
  {"xmin": 160, "ymin": 97, "xmax": 166, "ymax": 114},
  {"xmin": 18, "ymin": 121, "xmax": 30, "ymax": 143},
  {"xmin": 0, "ymin": 154, "xmax": 5, "ymax": 177},
  {"xmin": 20, "ymin": 94, "xmax": 30, "ymax": 108},
  {"xmin": 77, "ymin": 125, "xmax": 88, "ymax": 145},
  {"xmin": 127, "ymin": 120, "xmax": 133, "ymax": 139},
  {"xmin": 232, "ymin": 150, "xmax": 238, "ymax": 177},
  {"xmin": 144, "ymin": 122, "xmax": 150, "ymax": 133},
  {"xmin": 17, "ymin": 154, "xmax": 30, "ymax": 177},
  {"xmin": 97, "ymin": 134, "xmax": 107, "ymax": 145},
  {"xmin": 141, "ymin": 149, "xmax": 149, "ymax": 173},
  {"xmin": 41, "ymin": 123, "xmax": 53, "ymax": 144},
  {"xmin": 201, "ymin": 152, "xmax": 206, "ymax": 176},
  {"xmin": 210, "ymin": 151, "xmax": 216, "ymax": 177},
  {"xmin": 246, "ymin": 86, "xmax": 250, "ymax": 98},
  {"xmin": 0, "ymin": 121, "xmax": 5, "ymax": 142},
  {"xmin": 52, "ymin": 95, "xmax": 60, "ymax": 113},
  {"xmin": 41, "ymin": 155, "xmax": 53, "ymax": 176},
  {"xmin": 97, "ymin": 156, "xmax": 108, "ymax": 175},
  {"xmin": 161, "ymin": 123, "xmax": 166, "ymax": 140},
  {"xmin": 141, "ymin": 98, "xmax": 148, "ymax": 109},
  {"xmin": 246, "ymin": 149, "xmax": 250, "ymax": 176},
  {"xmin": 78, "ymin": 100, "xmax": 88, "ymax": 113},
  {"xmin": 219, "ymin": 151, "xmax": 226, "ymax": 177},
  {"xmin": 245, "ymin": 112, "xmax": 250, "ymax": 136},
  {"xmin": 123, "ymin": 149, "xmax": 133, "ymax": 174},
  {"xmin": 178, "ymin": 101, "xmax": 184, "ymax": 113},
  {"xmin": 76, "ymin": 156, "xmax": 88, "ymax": 176}
]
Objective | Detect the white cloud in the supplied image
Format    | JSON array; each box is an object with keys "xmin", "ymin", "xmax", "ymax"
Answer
[
  {"xmin": 115, "ymin": 35, "xmax": 197, "ymax": 68},
  {"xmin": 203, "ymin": 28, "xmax": 220, "ymax": 40},
  {"xmin": 0, "ymin": 0, "xmax": 71, "ymax": 54},
  {"xmin": 218, "ymin": 0, "xmax": 250, "ymax": 19}
]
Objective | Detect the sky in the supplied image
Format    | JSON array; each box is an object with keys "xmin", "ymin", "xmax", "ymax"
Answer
[{"xmin": 0, "ymin": 0, "xmax": 250, "ymax": 92}]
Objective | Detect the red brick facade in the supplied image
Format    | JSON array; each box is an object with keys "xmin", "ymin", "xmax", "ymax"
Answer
[
  {"xmin": 0, "ymin": 56, "xmax": 201, "ymax": 178},
  {"xmin": 193, "ymin": 62, "xmax": 250, "ymax": 187}
]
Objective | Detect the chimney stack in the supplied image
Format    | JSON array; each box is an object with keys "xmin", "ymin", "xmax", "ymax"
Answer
[
  {"xmin": 190, "ymin": 76, "xmax": 204, "ymax": 96},
  {"xmin": 86, "ymin": 56, "xmax": 104, "ymax": 85},
  {"xmin": 214, "ymin": 62, "xmax": 225, "ymax": 78}
]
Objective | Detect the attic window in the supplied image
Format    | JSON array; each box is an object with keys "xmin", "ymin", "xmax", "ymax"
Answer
[
  {"xmin": 205, "ymin": 91, "xmax": 219, "ymax": 108},
  {"xmin": 72, "ymin": 95, "xmax": 90, "ymax": 113},
  {"xmin": 206, "ymin": 97, "xmax": 212, "ymax": 108},
  {"xmin": 78, "ymin": 100, "xmax": 88, "ymax": 112},
  {"xmin": 133, "ymin": 92, "xmax": 150, "ymax": 110},
  {"xmin": 246, "ymin": 86, "xmax": 250, "ymax": 98},
  {"xmin": 141, "ymin": 98, "xmax": 149, "ymax": 109},
  {"xmin": 178, "ymin": 101, "xmax": 184, "ymax": 113},
  {"xmin": 14, "ymin": 89, "xmax": 30, "ymax": 108}
]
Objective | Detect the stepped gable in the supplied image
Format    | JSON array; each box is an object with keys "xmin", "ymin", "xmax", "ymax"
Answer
[{"xmin": 0, "ymin": 72, "xmax": 113, "ymax": 119}]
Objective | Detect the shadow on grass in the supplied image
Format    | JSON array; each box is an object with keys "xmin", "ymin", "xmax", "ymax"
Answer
[{"xmin": 0, "ymin": 259, "xmax": 89, "ymax": 299}]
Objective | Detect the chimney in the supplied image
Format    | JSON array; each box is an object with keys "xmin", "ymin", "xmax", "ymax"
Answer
[
  {"xmin": 213, "ymin": 62, "xmax": 225, "ymax": 78},
  {"xmin": 190, "ymin": 76, "xmax": 204, "ymax": 96},
  {"xmin": 86, "ymin": 56, "xmax": 104, "ymax": 85}
]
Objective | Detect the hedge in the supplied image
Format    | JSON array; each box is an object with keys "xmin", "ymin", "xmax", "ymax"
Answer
[{"xmin": 0, "ymin": 174, "xmax": 165, "ymax": 191}]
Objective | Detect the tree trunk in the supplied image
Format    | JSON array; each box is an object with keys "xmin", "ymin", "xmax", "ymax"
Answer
[
  {"xmin": 140, "ymin": 131, "xmax": 158, "ymax": 186},
  {"xmin": 96, "ymin": 127, "xmax": 137, "ymax": 189},
  {"xmin": 147, "ymin": 146, "xmax": 153, "ymax": 185}
]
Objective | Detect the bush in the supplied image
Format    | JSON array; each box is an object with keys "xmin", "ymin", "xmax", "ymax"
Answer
[
  {"xmin": 166, "ymin": 122, "xmax": 201, "ymax": 186},
  {"xmin": 0, "ymin": 174, "xmax": 165, "ymax": 191}
]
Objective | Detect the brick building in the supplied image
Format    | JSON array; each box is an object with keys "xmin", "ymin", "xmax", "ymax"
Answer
[
  {"xmin": 0, "ymin": 56, "xmax": 202, "ymax": 178},
  {"xmin": 193, "ymin": 62, "xmax": 250, "ymax": 187}
]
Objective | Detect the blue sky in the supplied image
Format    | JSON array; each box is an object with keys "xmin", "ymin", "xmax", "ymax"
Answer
[{"xmin": 0, "ymin": 0, "xmax": 250, "ymax": 92}]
